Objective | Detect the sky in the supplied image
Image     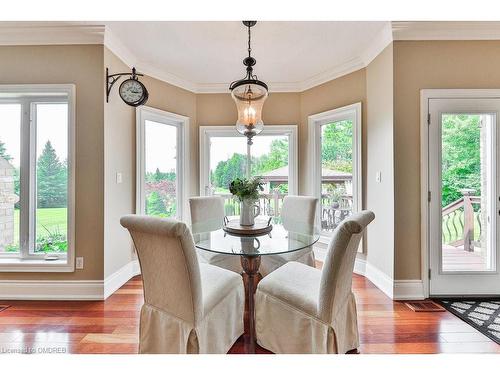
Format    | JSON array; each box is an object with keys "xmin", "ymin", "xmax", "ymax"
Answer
[{"xmin": 0, "ymin": 103, "xmax": 68, "ymax": 168}]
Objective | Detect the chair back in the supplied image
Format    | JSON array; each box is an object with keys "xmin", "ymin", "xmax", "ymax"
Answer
[
  {"xmin": 189, "ymin": 196, "xmax": 225, "ymax": 234},
  {"xmin": 120, "ymin": 215, "xmax": 203, "ymax": 324},
  {"xmin": 281, "ymin": 195, "xmax": 318, "ymax": 233},
  {"xmin": 318, "ymin": 210, "xmax": 375, "ymax": 322}
]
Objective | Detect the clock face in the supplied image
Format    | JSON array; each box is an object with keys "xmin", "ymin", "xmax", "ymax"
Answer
[{"xmin": 119, "ymin": 79, "xmax": 147, "ymax": 106}]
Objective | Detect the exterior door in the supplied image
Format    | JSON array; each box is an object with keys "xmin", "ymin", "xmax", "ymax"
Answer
[{"xmin": 428, "ymin": 98, "xmax": 500, "ymax": 296}]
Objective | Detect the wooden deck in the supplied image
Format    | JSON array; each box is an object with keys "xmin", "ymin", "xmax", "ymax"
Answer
[
  {"xmin": 0, "ymin": 270, "xmax": 498, "ymax": 354},
  {"xmin": 442, "ymin": 244, "xmax": 489, "ymax": 272}
]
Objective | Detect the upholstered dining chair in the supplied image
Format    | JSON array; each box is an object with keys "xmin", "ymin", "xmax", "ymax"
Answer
[
  {"xmin": 189, "ymin": 196, "xmax": 242, "ymax": 273},
  {"xmin": 255, "ymin": 210, "xmax": 375, "ymax": 354},
  {"xmin": 259, "ymin": 195, "xmax": 318, "ymax": 276},
  {"xmin": 121, "ymin": 215, "xmax": 244, "ymax": 354}
]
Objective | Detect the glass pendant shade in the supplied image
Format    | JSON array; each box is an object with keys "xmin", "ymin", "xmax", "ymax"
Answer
[{"xmin": 231, "ymin": 82, "xmax": 268, "ymax": 145}]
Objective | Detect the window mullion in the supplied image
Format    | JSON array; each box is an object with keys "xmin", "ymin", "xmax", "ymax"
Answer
[{"xmin": 19, "ymin": 100, "xmax": 31, "ymax": 259}]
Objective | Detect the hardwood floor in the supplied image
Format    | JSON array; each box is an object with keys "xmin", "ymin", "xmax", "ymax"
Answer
[{"xmin": 0, "ymin": 274, "xmax": 498, "ymax": 354}]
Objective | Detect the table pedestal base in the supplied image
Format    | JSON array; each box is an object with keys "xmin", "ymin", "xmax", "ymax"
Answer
[{"xmin": 240, "ymin": 255, "xmax": 261, "ymax": 354}]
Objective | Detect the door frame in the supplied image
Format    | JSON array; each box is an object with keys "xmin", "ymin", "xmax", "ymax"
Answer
[{"xmin": 420, "ymin": 89, "xmax": 500, "ymax": 298}]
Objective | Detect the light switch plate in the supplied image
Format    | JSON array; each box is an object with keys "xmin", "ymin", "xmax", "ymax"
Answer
[
  {"xmin": 376, "ymin": 171, "xmax": 382, "ymax": 183},
  {"xmin": 116, "ymin": 172, "xmax": 123, "ymax": 184},
  {"xmin": 76, "ymin": 257, "xmax": 84, "ymax": 269}
]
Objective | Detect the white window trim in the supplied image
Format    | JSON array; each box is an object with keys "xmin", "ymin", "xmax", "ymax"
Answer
[
  {"xmin": 136, "ymin": 106, "xmax": 190, "ymax": 221},
  {"xmin": 199, "ymin": 125, "xmax": 298, "ymax": 196},
  {"xmin": 308, "ymin": 102, "xmax": 362, "ymax": 244},
  {"xmin": 0, "ymin": 84, "xmax": 76, "ymax": 272}
]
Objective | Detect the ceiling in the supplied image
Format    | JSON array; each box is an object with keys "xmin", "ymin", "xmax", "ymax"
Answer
[
  {"xmin": 4, "ymin": 21, "xmax": 500, "ymax": 92},
  {"xmin": 104, "ymin": 21, "xmax": 388, "ymax": 92}
]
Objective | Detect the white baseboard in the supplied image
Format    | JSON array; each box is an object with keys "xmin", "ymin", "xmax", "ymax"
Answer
[
  {"xmin": 394, "ymin": 279, "xmax": 425, "ymax": 300},
  {"xmin": 353, "ymin": 257, "xmax": 367, "ymax": 275},
  {"xmin": 0, "ymin": 259, "xmax": 141, "ymax": 301},
  {"xmin": 0, "ymin": 279, "xmax": 104, "ymax": 300},
  {"xmin": 103, "ymin": 259, "xmax": 141, "ymax": 299}
]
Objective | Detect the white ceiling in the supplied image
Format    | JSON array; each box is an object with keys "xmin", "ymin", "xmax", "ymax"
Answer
[{"xmin": 104, "ymin": 21, "xmax": 388, "ymax": 92}]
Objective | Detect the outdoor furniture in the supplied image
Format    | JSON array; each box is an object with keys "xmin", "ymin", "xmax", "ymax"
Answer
[
  {"xmin": 259, "ymin": 195, "xmax": 318, "ymax": 276},
  {"xmin": 121, "ymin": 215, "xmax": 245, "ymax": 354},
  {"xmin": 254, "ymin": 210, "xmax": 374, "ymax": 353},
  {"xmin": 189, "ymin": 196, "xmax": 242, "ymax": 273},
  {"xmin": 193, "ymin": 220, "xmax": 320, "ymax": 353}
]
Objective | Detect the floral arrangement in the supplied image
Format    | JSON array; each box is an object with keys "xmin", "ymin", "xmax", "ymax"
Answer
[{"xmin": 229, "ymin": 177, "xmax": 264, "ymax": 202}]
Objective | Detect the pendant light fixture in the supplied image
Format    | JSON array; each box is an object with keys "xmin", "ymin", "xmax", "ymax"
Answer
[{"xmin": 229, "ymin": 21, "xmax": 269, "ymax": 145}]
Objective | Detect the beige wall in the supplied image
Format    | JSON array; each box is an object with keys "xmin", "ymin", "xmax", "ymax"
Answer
[
  {"xmin": 0, "ymin": 45, "xmax": 105, "ymax": 280},
  {"xmin": 365, "ymin": 44, "xmax": 394, "ymax": 277},
  {"xmin": 103, "ymin": 47, "xmax": 136, "ymax": 278},
  {"xmin": 393, "ymin": 40, "xmax": 500, "ymax": 279}
]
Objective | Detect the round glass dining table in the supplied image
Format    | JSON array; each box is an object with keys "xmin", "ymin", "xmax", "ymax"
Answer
[{"xmin": 193, "ymin": 217, "xmax": 320, "ymax": 352}]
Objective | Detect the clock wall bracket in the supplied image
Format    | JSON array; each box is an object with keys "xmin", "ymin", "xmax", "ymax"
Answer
[{"xmin": 106, "ymin": 67, "xmax": 144, "ymax": 103}]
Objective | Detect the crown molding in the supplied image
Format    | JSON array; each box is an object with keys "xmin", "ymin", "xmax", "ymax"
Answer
[
  {"xmin": 361, "ymin": 22, "xmax": 394, "ymax": 65},
  {"xmin": 0, "ymin": 24, "xmax": 105, "ymax": 45},
  {"xmin": 392, "ymin": 21, "xmax": 500, "ymax": 40},
  {"xmin": 8, "ymin": 22, "xmax": 500, "ymax": 94}
]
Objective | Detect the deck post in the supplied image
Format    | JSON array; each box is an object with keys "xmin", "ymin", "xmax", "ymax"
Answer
[{"xmin": 461, "ymin": 189, "xmax": 475, "ymax": 252}]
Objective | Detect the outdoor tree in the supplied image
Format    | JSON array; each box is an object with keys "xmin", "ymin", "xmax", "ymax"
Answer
[
  {"xmin": 0, "ymin": 139, "xmax": 12, "ymax": 161},
  {"xmin": 441, "ymin": 114, "xmax": 481, "ymax": 206},
  {"xmin": 213, "ymin": 153, "xmax": 247, "ymax": 189},
  {"xmin": 37, "ymin": 140, "xmax": 67, "ymax": 208},
  {"xmin": 146, "ymin": 191, "xmax": 168, "ymax": 216},
  {"xmin": 253, "ymin": 139, "xmax": 288, "ymax": 175},
  {"xmin": 321, "ymin": 120, "xmax": 353, "ymax": 172}
]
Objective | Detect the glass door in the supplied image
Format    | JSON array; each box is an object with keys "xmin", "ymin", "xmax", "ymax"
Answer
[{"xmin": 429, "ymin": 98, "xmax": 500, "ymax": 295}]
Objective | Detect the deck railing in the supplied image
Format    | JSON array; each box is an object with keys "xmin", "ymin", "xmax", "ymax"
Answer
[
  {"xmin": 217, "ymin": 191, "xmax": 287, "ymax": 219},
  {"xmin": 442, "ymin": 189, "xmax": 482, "ymax": 252}
]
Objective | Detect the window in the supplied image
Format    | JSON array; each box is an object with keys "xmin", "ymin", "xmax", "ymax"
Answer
[
  {"xmin": 0, "ymin": 85, "xmax": 75, "ymax": 271},
  {"xmin": 199, "ymin": 125, "xmax": 297, "ymax": 217},
  {"xmin": 136, "ymin": 106, "xmax": 189, "ymax": 221},
  {"xmin": 309, "ymin": 103, "xmax": 362, "ymax": 239}
]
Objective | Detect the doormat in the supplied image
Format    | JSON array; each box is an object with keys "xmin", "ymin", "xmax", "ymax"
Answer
[
  {"xmin": 436, "ymin": 299, "xmax": 500, "ymax": 344},
  {"xmin": 0, "ymin": 305, "xmax": 10, "ymax": 313},
  {"xmin": 404, "ymin": 300, "xmax": 445, "ymax": 312}
]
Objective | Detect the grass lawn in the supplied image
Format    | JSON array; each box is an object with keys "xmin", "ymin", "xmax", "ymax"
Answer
[{"xmin": 14, "ymin": 207, "xmax": 68, "ymax": 242}]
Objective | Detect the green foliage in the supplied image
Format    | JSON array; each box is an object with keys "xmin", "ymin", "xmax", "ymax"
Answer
[
  {"xmin": 146, "ymin": 191, "xmax": 168, "ymax": 216},
  {"xmin": 213, "ymin": 153, "xmax": 247, "ymax": 189},
  {"xmin": 36, "ymin": 225, "xmax": 67, "ymax": 253},
  {"xmin": 0, "ymin": 139, "xmax": 12, "ymax": 161},
  {"xmin": 146, "ymin": 167, "xmax": 175, "ymax": 183},
  {"xmin": 229, "ymin": 177, "xmax": 264, "ymax": 202},
  {"xmin": 252, "ymin": 139, "xmax": 289, "ymax": 175},
  {"xmin": 441, "ymin": 115, "xmax": 481, "ymax": 206},
  {"xmin": 37, "ymin": 141, "xmax": 67, "ymax": 208},
  {"xmin": 321, "ymin": 120, "xmax": 353, "ymax": 173}
]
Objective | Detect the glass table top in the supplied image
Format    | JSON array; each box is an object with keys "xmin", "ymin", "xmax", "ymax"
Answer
[{"xmin": 193, "ymin": 217, "xmax": 320, "ymax": 257}]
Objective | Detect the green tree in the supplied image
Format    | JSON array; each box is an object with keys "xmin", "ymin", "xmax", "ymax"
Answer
[
  {"xmin": 37, "ymin": 141, "xmax": 67, "ymax": 208},
  {"xmin": 146, "ymin": 191, "xmax": 167, "ymax": 216},
  {"xmin": 253, "ymin": 139, "xmax": 288, "ymax": 175},
  {"xmin": 321, "ymin": 120, "xmax": 353, "ymax": 172},
  {"xmin": 213, "ymin": 153, "xmax": 247, "ymax": 189},
  {"xmin": 441, "ymin": 115, "xmax": 481, "ymax": 206},
  {"xmin": 0, "ymin": 139, "xmax": 12, "ymax": 161}
]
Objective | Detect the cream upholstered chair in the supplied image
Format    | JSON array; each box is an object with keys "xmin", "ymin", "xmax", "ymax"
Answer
[
  {"xmin": 255, "ymin": 210, "xmax": 375, "ymax": 354},
  {"xmin": 259, "ymin": 195, "xmax": 318, "ymax": 276},
  {"xmin": 189, "ymin": 196, "xmax": 242, "ymax": 273},
  {"xmin": 121, "ymin": 215, "xmax": 244, "ymax": 354}
]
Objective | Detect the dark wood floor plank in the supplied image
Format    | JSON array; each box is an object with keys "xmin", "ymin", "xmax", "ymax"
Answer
[{"xmin": 0, "ymin": 272, "xmax": 497, "ymax": 354}]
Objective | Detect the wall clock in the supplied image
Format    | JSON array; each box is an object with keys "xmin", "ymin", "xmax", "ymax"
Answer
[
  {"xmin": 119, "ymin": 78, "xmax": 149, "ymax": 107},
  {"xmin": 106, "ymin": 67, "xmax": 149, "ymax": 107}
]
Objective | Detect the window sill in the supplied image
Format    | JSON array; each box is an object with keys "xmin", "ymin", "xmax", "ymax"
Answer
[{"xmin": 0, "ymin": 258, "xmax": 73, "ymax": 272}]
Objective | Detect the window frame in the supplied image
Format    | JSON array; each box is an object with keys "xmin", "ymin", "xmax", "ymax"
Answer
[
  {"xmin": 308, "ymin": 102, "xmax": 363, "ymax": 243},
  {"xmin": 0, "ymin": 84, "xmax": 75, "ymax": 272},
  {"xmin": 199, "ymin": 125, "xmax": 298, "ymax": 197},
  {"xmin": 136, "ymin": 106, "xmax": 190, "ymax": 221}
]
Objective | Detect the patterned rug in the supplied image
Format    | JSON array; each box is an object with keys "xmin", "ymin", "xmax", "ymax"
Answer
[{"xmin": 437, "ymin": 299, "xmax": 500, "ymax": 344}]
